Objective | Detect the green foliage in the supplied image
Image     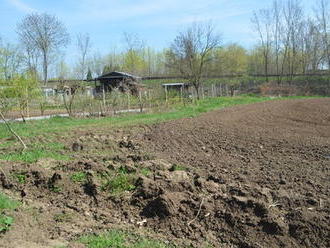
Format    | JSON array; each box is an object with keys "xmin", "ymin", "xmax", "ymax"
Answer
[
  {"xmin": 0, "ymin": 72, "xmax": 41, "ymax": 115},
  {"xmin": 213, "ymin": 44, "xmax": 248, "ymax": 75},
  {"xmin": 70, "ymin": 172, "xmax": 87, "ymax": 183},
  {"xmin": 79, "ymin": 230, "xmax": 173, "ymax": 248}
]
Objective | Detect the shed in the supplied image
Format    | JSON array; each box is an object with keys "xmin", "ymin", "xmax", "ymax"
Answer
[{"xmin": 95, "ymin": 71, "xmax": 142, "ymax": 96}]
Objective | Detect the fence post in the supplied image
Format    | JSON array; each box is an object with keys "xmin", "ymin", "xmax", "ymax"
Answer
[{"xmin": 165, "ymin": 85, "xmax": 168, "ymax": 103}]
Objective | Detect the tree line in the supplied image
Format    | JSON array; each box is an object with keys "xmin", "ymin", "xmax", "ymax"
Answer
[{"xmin": 0, "ymin": 0, "xmax": 330, "ymax": 89}]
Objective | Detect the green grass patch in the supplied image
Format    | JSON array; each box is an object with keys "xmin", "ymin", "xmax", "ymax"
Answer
[
  {"xmin": 140, "ymin": 168, "xmax": 151, "ymax": 176},
  {"xmin": 79, "ymin": 230, "xmax": 173, "ymax": 248},
  {"xmin": 70, "ymin": 172, "xmax": 87, "ymax": 183},
  {"xmin": 12, "ymin": 172, "xmax": 27, "ymax": 184},
  {"xmin": 0, "ymin": 142, "xmax": 69, "ymax": 163},
  {"xmin": 170, "ymin": 164, "xmax": 187, "ymax": 171},
  {"xmin": 0, "ymin": 193, "xmax": 20, "ymax": 233},
  {"xmin": 101, "ymin": 170, "xmax": 136, "ymax": 195}
]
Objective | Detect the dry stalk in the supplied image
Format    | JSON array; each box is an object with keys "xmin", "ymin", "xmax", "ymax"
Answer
[
  {"xmin": 188, "ymin": 197, "xmax": 205, "ymax": 226},
  {"xmin": 0, "ymin": 111, "xmax": 27, "ymax": 152}
]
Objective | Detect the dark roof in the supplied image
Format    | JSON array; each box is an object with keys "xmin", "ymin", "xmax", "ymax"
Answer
[
  {"xmin": 162, "ymin": 83, "xmax": 189, "ymax": 87},
  {"xmin": 96, "ymin": 71, "xmax": 140, "ymax": 80}
]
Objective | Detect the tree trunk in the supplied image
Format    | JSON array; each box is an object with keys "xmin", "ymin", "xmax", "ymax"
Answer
[{"xmin": 43, "ymin": 52, "xmax": 48, "ymax": 85}]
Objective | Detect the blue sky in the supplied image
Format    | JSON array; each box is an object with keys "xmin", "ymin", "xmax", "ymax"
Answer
[{"xmin": 0, "ymin": 0, "xmax": 316, "ymax": 59}]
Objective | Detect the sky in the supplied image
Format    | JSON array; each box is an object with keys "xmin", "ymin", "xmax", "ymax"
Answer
[{"xmin": 0, "ymin": 0, "xmax": 317, "ymax": 62}]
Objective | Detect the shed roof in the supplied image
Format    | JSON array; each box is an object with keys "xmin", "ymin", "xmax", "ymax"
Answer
[
  {"xmin": 96, "ymin": 71, "xmax": 140, "ymax": 80},
  {"xmin": 162, "ymin": 83, "xmax": 189, "ymax": 87}
]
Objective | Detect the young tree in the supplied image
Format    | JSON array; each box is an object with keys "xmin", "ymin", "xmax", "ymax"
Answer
[
  {"xmin": 122, "ymin": 32, "xmax": 147, "ymax": 75},
  {"xmin": 0, "ymin": 42, "xmax": 23, "ymax": 80},
  {"xmin": 17, "ymin": 13, "xmax": 70, "ymax": 85},
  {"xmin": 166, "ymin": 22, "xmax": 221, "ymax": 99}
]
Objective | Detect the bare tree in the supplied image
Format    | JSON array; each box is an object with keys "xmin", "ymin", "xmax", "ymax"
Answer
[
  {"xmin": 76, "ymin": 33, "xmax": 91, "ymax": 80},
  {"xmin": 17, "ymin": 13, "xmax": 70, "ymax": 85},
  {"xmin": 166, "ymin": 22, "xmax": 221, "ymax": 99},
  {"xmin": 252, "ymin": 9, "xmax": 273, "ymax": 81},
  {"xmin": 315, "ymin": 0, "xmax": 330, "ymax": 69}
]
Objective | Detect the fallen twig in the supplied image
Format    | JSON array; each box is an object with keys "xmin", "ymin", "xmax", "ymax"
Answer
[{"xmin": 188, "ymin": 197, "xmax": 204, "ymax": 226}]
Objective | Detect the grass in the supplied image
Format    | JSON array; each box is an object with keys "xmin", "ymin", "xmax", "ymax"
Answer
[
  {"xmin": 70, "ymin": 172, "xmax": 87, "ymax": 183},
  {"xmin": 79, "ymin": 230, "xmax": 173, "ymax": 248},
  {"xmin": 0, "ymin": 193, "xmax": 20, "ymax": 233},
  {"xmin": 105, "ymin": 173, "xmax": 136, "ymax": 194},
  {"xmin": 140, "ymin": 168, "xmax": 151, "ymax": 176},
  {"xmin": 12, "ymin": 172, "xmax": 27, "ymax": 184},
  {"xmin": 101, "ymin": 168, "xmax": 136, "ymax": 195},
  {"xmin": 170, "ymin": 164, "xmax": 187, "ymax": 171},
  {"xmin": 0, "ymin": 142, "xmax": 69, "ymax": 163}
]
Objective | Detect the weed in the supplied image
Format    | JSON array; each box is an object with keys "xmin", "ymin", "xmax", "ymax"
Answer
[
  {"xmin": 141, "ymin": 168, "xmax": 151, "ymax": 176},
  {"xmin": 50, "ymin": 186, "xmax": 62, "ymax": 193},
  {"xmin": 0, "ymin": 215, "xmax": 13, "ymax": 233},
  {"xmin": 12, "ymin": 172, "xmax": 27, "ymax": 184},
  {"xmin": 70, "ymin": 172, "xmax": 87, "ymax": 183},
  {"xmin": 102, "ymin": 171, "xmax": 136, "ymax": 194}
]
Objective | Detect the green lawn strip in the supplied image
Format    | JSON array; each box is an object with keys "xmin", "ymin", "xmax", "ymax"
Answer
[
  {"xmin": 0, "ymin": 142, "xmax": 69, "ymax": 163},
  {"xmin": 0, "ymin": 96, "xmax": 318, "ymax": 140},
  {"xmin": 79, "ymin": 229, "xmax": 173, "ymax": 248},
  {"xmin": 0, "ymin": 193, "xmax": 20, "ymax": 233}
]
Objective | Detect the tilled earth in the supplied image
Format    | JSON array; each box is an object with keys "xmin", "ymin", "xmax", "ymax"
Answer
[{"xmin": 0, "ymin": 98, "xmax": 329, "ymax": 248}]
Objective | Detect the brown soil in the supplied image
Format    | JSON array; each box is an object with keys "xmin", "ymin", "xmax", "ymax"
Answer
[{"xmin": 0, "ymin": 98, "xmax": 329, "ymax": 248}]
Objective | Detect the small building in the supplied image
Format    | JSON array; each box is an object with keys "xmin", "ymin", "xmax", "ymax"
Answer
[{"xmin": 95, "ymin": 71, "xmax": 143, "ymax": 96}]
